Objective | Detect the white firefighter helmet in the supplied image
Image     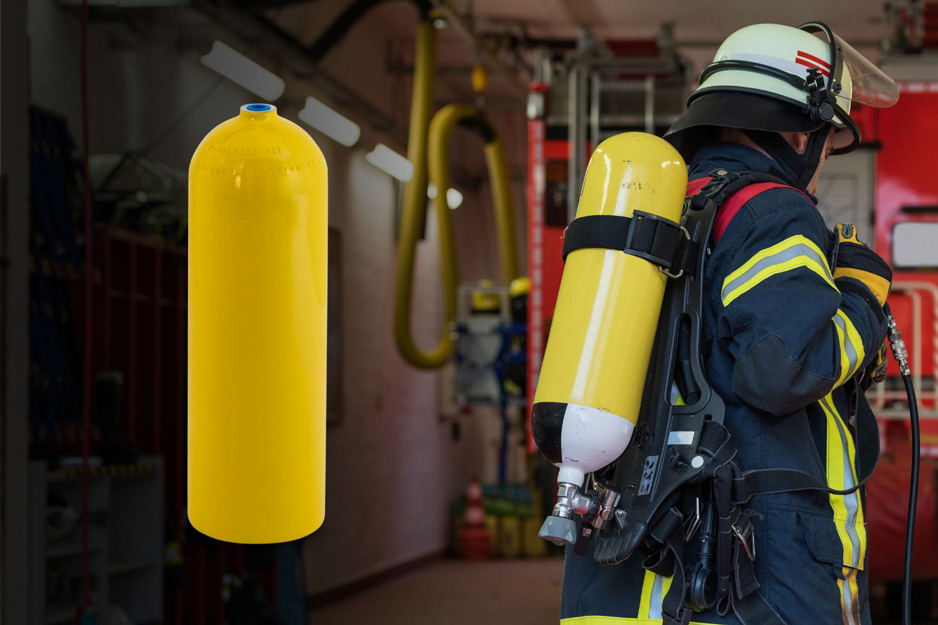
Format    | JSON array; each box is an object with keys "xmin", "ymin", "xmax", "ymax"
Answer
[{"xmin": 666, "ymin": 22, "xmax": 898, "ymax": 164}]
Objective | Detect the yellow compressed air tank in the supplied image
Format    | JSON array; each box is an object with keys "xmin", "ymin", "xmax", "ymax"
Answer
[
  {"xmin": 188, "ymin": 104, "xmax": 327, "ymax": 543},
  {"xmin": 531, "ymin": 133, "xmax": 686, "ymax": 494}
]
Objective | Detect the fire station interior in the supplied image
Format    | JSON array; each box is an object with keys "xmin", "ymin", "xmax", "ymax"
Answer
[{"xmin": 3, "ymin": 0, "xmax": 938, "ymax": 623}]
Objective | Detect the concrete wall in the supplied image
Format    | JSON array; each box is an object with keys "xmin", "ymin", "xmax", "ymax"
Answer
[{"xmin": 27, "ymin": 0, "xmax": 526, "ymax": 596}]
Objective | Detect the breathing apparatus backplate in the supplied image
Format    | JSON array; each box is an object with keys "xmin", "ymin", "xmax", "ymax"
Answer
[
  {"xmin": 591, "ymin": 170, "xmax": 788, "ymax": 566},
  {"xmin": 592, "ymin": 181, "xmax": 724, "ymax": 565}
]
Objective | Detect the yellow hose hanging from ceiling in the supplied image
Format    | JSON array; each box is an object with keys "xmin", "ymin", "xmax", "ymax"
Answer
[
  {"xmin": 394, "ymin": 26, "xmax": 520, "ymax": 369},
  {"xmin": 394, "ymin": 21, "xmax": 457, "ymax": 369},
  {"xmin": 483, "ymin": 134, "xmax": 520, "ymax": 283},
  {"xmin": 428, "ymin": 105, "xmax": 519, "ymax": 284}
]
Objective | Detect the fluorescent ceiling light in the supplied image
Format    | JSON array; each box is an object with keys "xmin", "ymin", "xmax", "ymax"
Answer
[
  {"xmin": 298, "ymin": 96, "xmax": 360, "ymax": 147},
  {"xmin": 446, "ymin": 188, "xmax": 463, "ymax": 209},
  {"xmin": 365, "ymin": 144, "xmax": 413, "ymax": 182},
  {"xmin": 201, "ymin": 41, "xmax": 285, "ymax": 102}
]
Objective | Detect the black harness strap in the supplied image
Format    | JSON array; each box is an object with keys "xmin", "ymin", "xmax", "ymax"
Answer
[
  {"xmin": 731, "ymin": 589, "xmax": 787, "ymax": 625},
  {"xmin": 733, "ymin": 332, "xmax": 881, "ymax": 504},
  {"xmin": 660, "ymin": 525, "xmax": 693, "ymax": 625},
  {"xmin": 561, "ymin": 211, "xmax": 688, "ymax": 273},
  {"xmin": 714, "ymin": 464, "xmax": 735, "ymax": 599},
  {"xmin": 689, "ymin": 169, "xmax": 788, "ymax": 212}
]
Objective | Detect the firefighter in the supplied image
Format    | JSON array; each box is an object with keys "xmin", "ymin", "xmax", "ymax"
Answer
[{"xmin": 560, "ymin": 22, "xmax": 898, "ymax": 625}]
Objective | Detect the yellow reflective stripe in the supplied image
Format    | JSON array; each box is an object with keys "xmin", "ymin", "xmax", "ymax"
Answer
[
  {"xmin": 637, "ymin": 571, "xmax": 674, "ymax": 620},
  {"xmin": 821, "ymin": 395, "xmax": 864, "ymax": 625},
  {"xmin": 828, "ymin": 394, "xmax": 867, "ymax": 568},
  {"xmin": 833, "ymin": 316, "xmax": 850, "ymax": 388},
  {"xmin": 820, "ymin": 394, "xmax": 867, "ymax": 573},
  {"xmin": 823, "ymin": 398, "xmax": 853, "ymax": 563},
  {"xmin": 841, "ymin": 312, "xmax": 865, "ymax": 382},
  {"xmin": 721, "ymin": 235, "xmax": 835, "ymax": 307},
  {"xmin": 838, "ymin": 567, "xmax": 862, "ymax": 625},
  {"xmin": 833, "ymin": 311, "xmax": 866, "ymax": 388},
  {"xmin": 637, "ymin": 570, "xmax": 656, "ymax": 619}
]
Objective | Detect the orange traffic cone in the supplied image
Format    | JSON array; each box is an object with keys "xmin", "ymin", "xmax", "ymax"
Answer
[{"xmin": 458, "ymin": 476, "xmax": 493, "ymax": 560}]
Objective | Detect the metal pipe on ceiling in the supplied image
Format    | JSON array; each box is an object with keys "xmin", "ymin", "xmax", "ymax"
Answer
[
  {"xmin": 433, "ymin": 0, "xmax": 529, "ymax": 96},
  {"xmin": 308, "ymin": 0, "xmax": 430, "ymax": 62}
]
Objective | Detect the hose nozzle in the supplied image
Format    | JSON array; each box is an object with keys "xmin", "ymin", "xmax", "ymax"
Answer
[{"xmin": 884, "ymin": 303, "xmax": 910, "ymax": 376}]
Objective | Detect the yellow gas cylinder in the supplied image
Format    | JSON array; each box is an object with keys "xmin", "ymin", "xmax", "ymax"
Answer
[
  {"xmin": 531, "ymin": 133, "xmax": 686, "ymax": 543},
  {"xmin": 188, "ymin": 104, "xmax": 327, "ymax": 543}
]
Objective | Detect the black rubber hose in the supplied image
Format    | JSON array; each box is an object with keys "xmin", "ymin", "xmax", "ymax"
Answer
[
  {"xmin": 883, "ymin": 302, "xmax": 919, "ymax": 625},
  {"xmin": 901, "ymin": 372, "xmax": 919, "ymax": 625}
]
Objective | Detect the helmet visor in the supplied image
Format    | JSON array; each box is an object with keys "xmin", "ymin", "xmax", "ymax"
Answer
[
  {"xmin": 836, "ymin": 34, "xmax": 899, "ymax": 107},
  {"xmin": 801, "ymin": 23, "xmax": 899, "ymax": 108}
]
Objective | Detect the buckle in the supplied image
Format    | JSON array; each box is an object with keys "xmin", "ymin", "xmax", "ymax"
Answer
[
  {"xmin": 623, "ymin": 210, "xmax": 686, "ymax": 276},
  {"xmin": 689, "ymin": 169, "xmax": 741, "ymax": 211},
  {"xmin": 659, "ymin": 225, "xmax": 691, "ymax": 279},
  {"xmin": 684, "ymin": 496, "xmax": 702, "ymax": 543},
  {"xmin": 732, "ymin": 520, "xmax": 756, "ymax": 561}
]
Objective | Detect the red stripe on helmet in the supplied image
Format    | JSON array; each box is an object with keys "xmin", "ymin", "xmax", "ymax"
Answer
[
  {"xmin": 796, "ymin": 50, "xmax": 831, "ymax": 69},
  {"xmin": 795, "ymin": 57, "xmax": 830, "ymax": 77}
]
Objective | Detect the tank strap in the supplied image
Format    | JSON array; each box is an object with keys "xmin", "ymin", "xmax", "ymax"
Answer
[
  {"xmin": 560, "ymin": 170, "xmax": 796, "ymax": 274},
  {"xmin": 560, "ymin": 212, "xmax": 689, "ymax": 274}
]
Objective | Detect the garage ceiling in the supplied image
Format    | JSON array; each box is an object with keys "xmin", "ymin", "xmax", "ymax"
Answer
[
  {"xmin": 266, "ymin": 0, "xmax": 890, "ymax": 104},
  {"xmin": 471, "ymin": 0, "xmax": 884, "ymax": 46},
  {"xmin": 277, "ymin": 0, "xmax": 887, "ymax": 54}
]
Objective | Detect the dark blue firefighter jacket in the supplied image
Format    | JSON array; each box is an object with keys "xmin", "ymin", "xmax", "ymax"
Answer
[{"xmin": 560, "ymin": 142, "xmax": 888, "ymax": 625}]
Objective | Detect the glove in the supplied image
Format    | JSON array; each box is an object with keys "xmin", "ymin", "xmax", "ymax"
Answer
[
  {"xmin": 860, "ymin": 341, "xmax": 889, "ymax": 390},
  {"xmin": 831, "ymin": 223, "xmax": 893, "ymax": 307}
]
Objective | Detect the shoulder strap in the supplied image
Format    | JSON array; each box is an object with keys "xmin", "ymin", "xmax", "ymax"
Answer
[
  {"xmin": 685, "ymin": 169, "xmax": 801, "ymax": 246},
  {"xmin": 713, "ymin": 183, "xmax": 804, "ymax": 244}
]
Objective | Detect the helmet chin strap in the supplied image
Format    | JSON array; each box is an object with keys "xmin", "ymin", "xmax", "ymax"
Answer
[{"xmin": 742, "ymin": 128, "xmax": 829, "ymax": 191}]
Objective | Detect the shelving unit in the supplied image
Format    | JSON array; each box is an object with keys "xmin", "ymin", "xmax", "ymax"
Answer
[
  {"xmin": 28, "ymin": 457, "xmax": 164, "ymax": 625},
  {"xmin": 87, "ymin": 227, "xmax": 277, "ymax": 624}
]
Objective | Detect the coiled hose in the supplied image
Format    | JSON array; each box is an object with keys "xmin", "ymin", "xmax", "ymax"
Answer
[
  {"xmin": 484, "ymin": 135, "xmax": 520, "ymax": 283},
  {"xmin": 394, "ymin": 29, "xmax": 520, "ymax": 368},
  {"xmin": 428, "ymin": 105, "xmax": 519, "ymax": 284},
  {"xmin": 393, "ymin": 21, "xmax": 455, "ymax": 369}
]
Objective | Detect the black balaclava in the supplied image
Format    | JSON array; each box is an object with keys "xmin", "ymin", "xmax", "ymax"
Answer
[{"xmin": 742, "ymin": 126, "xmax": 830, "ymax": 191}]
